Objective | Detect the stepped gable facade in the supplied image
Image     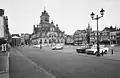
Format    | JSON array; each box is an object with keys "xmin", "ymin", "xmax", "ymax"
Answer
[{"xmin": 32, "ymin": 9, "xmax": 65, "ymax": 45}]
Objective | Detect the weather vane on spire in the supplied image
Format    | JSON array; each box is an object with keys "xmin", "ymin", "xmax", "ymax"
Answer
[{"xmin": 44, "ymin": 4, "xmax": 47, "ymax": 11}]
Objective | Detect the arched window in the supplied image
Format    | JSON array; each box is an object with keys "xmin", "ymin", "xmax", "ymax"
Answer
[
  {"xmin": 45, "ymin": 18, "xmax": 48, "ymax": 22},
  {"xmin": 49, "ymin": 39, "xmax": 51, "ymax": 43},
  {"xmin": 54, "ymin": 34, "xmax": 56, "ymax": 37},
  {"xmin": 44, "ymin": 39, "xmax": 47, "ymax": 43},
  {"xmin": 58, "ymin": 40, "xmax": 59, "ymax": 43},
  {"xmin": 40, "ymin": 39, "xmax": 42, "ymax": 44},
  {"xmin": 61, "ymin": 40, "xmax": 63, "ymax": 43},
  {"xmin": 50, "ymin": 27, "xmax": 55, "ymax": 32}
]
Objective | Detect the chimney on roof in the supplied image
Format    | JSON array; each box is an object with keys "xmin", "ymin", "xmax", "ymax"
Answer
[{"xmin": 0, "ymin": 9, "xmax": 4, "ymax": 16}]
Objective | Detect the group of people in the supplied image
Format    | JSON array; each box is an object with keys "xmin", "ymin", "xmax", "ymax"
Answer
[{"xmin": 0, "ymin": 38, "xmax": 11, "ymax": 52}]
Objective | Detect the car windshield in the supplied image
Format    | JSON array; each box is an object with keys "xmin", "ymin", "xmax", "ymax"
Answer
[
  {"xmin": 91, "ymin": 46, "xmax": 97, "ymax": 49},
  {"xmin": 80, "ymin": 46, "xmax": 86, "ymax": 48},
  {"xmin": 91, "ymin": 45, "xmax": 104, "ymax": 49},
  {"xmin": 56, "ymin": 44, "xmax": 61, "ymax": 46}
]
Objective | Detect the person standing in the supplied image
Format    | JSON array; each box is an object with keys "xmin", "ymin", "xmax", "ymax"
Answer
[
  {"xmin": 101, "ymin": 50, "xmax": 104, "ymax": 56},
  {"xmin": 1, "ymin": 43, "xmax": 4, "ymax": 51},
  {"xmin": 111, "ymin": 48, "xmax": 114, "ymax": 54},
  {"xmin": 111, "ymin": 44, "xmax": 114, "ymax": 55},
  {"xmin": 40, "ymin": 44, "xmax": 42, "ymax": 49},
  {"xmin": 0, "ymin": 38, "xmax": 7, "ymax": 52}
]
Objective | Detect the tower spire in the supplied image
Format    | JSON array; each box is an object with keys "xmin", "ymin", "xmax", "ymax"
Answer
[
  {"xmin": 44, "ymin": 6, "xmax": 45, "ymax": 11},
  {"xmin": 44, "ymin": 4, "xmax": 47, "ymax": 11},
  {"xmin": 88, "ymin": 23, "xmax": 90, "ymax": 27}
]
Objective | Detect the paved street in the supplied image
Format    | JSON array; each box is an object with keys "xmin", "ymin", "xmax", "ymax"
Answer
[
  {"xmin": 9, "ymin": 47, "xmax": 55, "ymax": 78},
  {"xmin": 10, "ymin": 46, "xmax": 120, "ymax": 78},
  {"xmin": 0, "ymin": 52, "xmax": 9, "ymax": 78},
  {"xmin": 0, "ymin": 53, "xmax": 8, "ymax": 72}
]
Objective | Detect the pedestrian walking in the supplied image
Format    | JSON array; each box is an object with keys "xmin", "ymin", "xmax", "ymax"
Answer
[
  {"xmin": 0, "ymin": 38, "xmax": 7, "ymax": 52},
  {"xmin": 7, "ymin": 43, "xmax": 11, "ymax": 51},
  {"xmin": 111, "ymin": 44, "xmax": 114, "ymax": 55},
  {"xmin": 101, "ymin": 50, "xmax": 104, "ymax": 56},
  {"xmin": 111, "ymin": 48, "xmax": 113, "ymax": 54},
  {"xmin": 40, "ymin": 44, "xmax": 42, "ymax": 49}
]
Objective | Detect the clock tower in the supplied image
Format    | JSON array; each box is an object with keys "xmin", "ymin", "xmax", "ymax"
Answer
[{"xmin": 40, "ymin": 9, "xmax": 49, "ymax": 24}]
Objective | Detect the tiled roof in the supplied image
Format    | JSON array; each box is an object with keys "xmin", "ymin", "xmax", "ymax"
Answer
[
  {"xmin": 11, "ymin": 34, "xmax": 20, "ymax": 37},
  {"xmin": 103, "ymin": 27, "xmax": 116, "ymax": 32}
]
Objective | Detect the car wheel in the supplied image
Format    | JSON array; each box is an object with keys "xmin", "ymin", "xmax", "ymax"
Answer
[
  {"xmin": 95, "ymin": 52, "xmax": 101, "ymax": 56},
  {"xmin": 95, "ymin": 52, "xmax": 97, "ymax": 55},
  {"xmin": 86, "ymin": 52, "xmax": 89, "ymax": 55},
  {"xmin": 76, "ymin": 49, "xmax": 80, "ymax": 53},
  {"xmin": 104, "ymin": 50, "xmax": 107, "ymax": 54}
]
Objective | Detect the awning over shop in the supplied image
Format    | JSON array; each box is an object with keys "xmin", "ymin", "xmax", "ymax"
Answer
[
  {"xmin": 0, "ymin": 38, "xmax": 7, "ymax": 45},
  {"xmin": 12, "ymin": 36, "xmax": 20, "ymax": 38}
]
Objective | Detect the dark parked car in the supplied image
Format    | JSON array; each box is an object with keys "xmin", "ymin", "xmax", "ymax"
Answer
[{"xmin": 76, "ymin": 45, "xmax": 90, "ymax": 53}]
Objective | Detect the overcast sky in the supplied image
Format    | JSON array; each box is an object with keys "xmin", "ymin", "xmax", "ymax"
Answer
[{"xmin": 0, "ymin": 0, "xmax": 120, "ymax": 35}]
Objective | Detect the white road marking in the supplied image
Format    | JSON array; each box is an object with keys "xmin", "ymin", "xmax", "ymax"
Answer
[{"xmin": 15, "ymin": 49, "xmax": 56, "ymax": 78}]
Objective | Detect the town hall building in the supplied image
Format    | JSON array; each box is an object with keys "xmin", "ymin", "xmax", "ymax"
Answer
[{"xmin": 31, "ymin": 9, "xmax": 65, "ymax": 45}]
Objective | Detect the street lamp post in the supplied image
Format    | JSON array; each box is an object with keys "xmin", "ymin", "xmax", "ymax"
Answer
[{"xmin": 90, "ymin": 8, "xmax": 105, "ymax": 56}]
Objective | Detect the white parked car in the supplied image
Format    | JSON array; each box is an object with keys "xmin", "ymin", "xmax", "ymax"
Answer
[
  {"xmin": 103, "ymin": 47, "xmax": 109, "ymax": 53},
  {"xmin": 86, "ymin": 45, "xmax": 109, "ymax": 55},
  {"xmin": 110, "ymin": 44, "xmax": 115, "ymax": 47},
  {"xmin": 52, "ymin": 44, "xmax": 63, "ymax": 50},
  {"xmin": 33, "ymin": 44, "xmax": 42, "ymax": 48}
]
